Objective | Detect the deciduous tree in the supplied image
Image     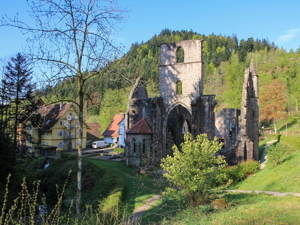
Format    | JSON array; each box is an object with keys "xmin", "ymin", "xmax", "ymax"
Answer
[
  {"xmin": 260, "ymin": 79, "xmax": 288, "ymax": 134},
  {"xmin": 1, "ymin": 0, "xmax": 127, "ymax": 214},
  {"xmin": 161, "ymin": 133, "xmax": 226, "ymax": 207}
]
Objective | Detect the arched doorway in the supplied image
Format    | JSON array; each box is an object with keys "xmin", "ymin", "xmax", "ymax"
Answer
[{"xmin": 164, "ymin": 104, "xmax": 193, "ymax": 152}]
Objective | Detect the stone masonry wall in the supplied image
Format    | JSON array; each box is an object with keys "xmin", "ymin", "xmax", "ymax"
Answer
[{"xmin": 159, "ymin": 40, "xmax": 203, "ymax": 111}]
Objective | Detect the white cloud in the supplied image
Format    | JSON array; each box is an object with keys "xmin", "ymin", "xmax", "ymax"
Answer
[{"xmin": 278, "ymin": 28, "xmax": 300, "ymax": 44}]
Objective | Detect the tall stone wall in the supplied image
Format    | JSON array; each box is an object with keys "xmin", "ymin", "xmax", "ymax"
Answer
[
  {"xmin": 232, "ymin": 59, "xmax": 259, "ymax": 164},
  {"xmin": 215, "ymin": 108, "xmax": 240, "ymax": 149},
  {"xmin": 159, "ymin": 40, "xmax": 203, "ymax": 111}
]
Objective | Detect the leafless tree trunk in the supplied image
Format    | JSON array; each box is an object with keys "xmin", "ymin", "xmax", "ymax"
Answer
[{"xmin": 1, "ymin": 0, "xmax": 127, "ymax": 215}]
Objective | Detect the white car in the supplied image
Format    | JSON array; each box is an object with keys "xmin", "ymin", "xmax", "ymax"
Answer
[{"xmin": 92, "ymin": 141, "xmax": 109, "ymax": 149}]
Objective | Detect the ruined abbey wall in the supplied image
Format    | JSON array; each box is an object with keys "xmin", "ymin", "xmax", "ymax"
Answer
[
  {"xmin": 125, "ymin": 40, "xmax": 259, "ymax": 167},
  {"xmin": 159, "ymin": 40, "xmax": 203, "ymax": 111}
]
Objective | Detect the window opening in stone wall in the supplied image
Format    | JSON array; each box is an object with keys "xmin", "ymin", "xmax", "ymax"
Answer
[
  {"xmin": 244, "ymin": 144, "xmax": 247, "ymax": 160},
  {"xmin": 177, "ymin": 81, "xmax": 182, "ymax": 95},
  {"xmin": 142, "ymin": 139, "xmax": 146, "ymax": 153},
  {"xmin": 133, "ymin": 138, "xmax": 136, "ymax": 152},
  {"xmin": 176, "ymin": 47, "xmax": 184, "ymax": 63}
]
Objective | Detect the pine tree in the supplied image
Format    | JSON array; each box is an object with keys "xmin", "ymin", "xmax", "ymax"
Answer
[{"xmin": 2, "ymin": 53, "xmax": 35, "ymax": 151}]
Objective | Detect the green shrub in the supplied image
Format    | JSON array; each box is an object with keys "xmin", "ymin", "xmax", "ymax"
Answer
[
  {"xmin": 161, "ymin": 133, "xmax": 226, "ymax": 207},
  {"xmin": 113, "ymin": 148, "xmax": 124, "ymax": 153},
  {"xmin": 214, "ymin": 160, "xmax": 260, "ymax": 186},
  {"xmin": 240, "ymin": 160, "xmax": 260, "ymax": 176},
  {"xmin": 267, "ymin": 142, "xmax": 294, "ymax": 167}
]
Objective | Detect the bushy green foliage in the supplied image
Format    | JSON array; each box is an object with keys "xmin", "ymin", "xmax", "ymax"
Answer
[
  {"xmin": 267, "ymin": 142, "xmax": 294, "ymax": 167},
  {"xmin": 214, "ymin": 160, "xmax": 260, "ymax": 186},
  {"xmin": 31, "ymin": 153, "xmax": 123, "ymax": 212},
  {"xmin": 113, "ymin": 148, "xmax": 124, "ymax": 153},
  {"xmin": 35, "ymin": 29, "xmax": 284, "ymax": 115},
  {"xmin": 161, "ymin": 133, "xmax": 226, "ymax": 207},
  {"xmin": 98, "ymin": 88, "xmax": 129, "ymax": 133}
]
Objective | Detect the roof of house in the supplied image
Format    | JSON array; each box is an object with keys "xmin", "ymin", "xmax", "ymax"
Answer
[
  {"xmin": 86, "ymin": 123, "xmax": 101, "ymax": 140},
  {"xmin": 126, "ymin": 118, "xmax": 153, "ymax": 134},
  {"xmin": 102, "ymin": 114, "xmax": 124, "ymax": 138},
  {"xmin": 35, "ymin": 98, "xmax": 46, "ymax": 107},
  {"xmin": 37, "ymin": 103, "xmax": 72, "ymax": 131}
]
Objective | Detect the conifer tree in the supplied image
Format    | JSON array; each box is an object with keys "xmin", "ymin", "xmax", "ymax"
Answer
[{"xmin": 2, "ymin": 53, "xmax": 35, "ymax": 150}]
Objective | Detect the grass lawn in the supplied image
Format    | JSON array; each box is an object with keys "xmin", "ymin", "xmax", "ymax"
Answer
[
  {"xmin": 141, "ymin": 138, "xmax": 300, "ymax": 224},
  {"xmin": 231, "ymin": 150, "xmax": 300, "ymax": 193},
  {"xmin": 164, "ymin": 192, "xmax": 300, "ymax": 225},
  {"xmin": 88, "ymin": 159, "xmax": 165, "ymax": 214},
  {"xmin": 113, "ymin": 148, "xmax": 124, "ymax": 153}
]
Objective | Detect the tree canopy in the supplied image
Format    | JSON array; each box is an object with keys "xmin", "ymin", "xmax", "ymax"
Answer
[
  {"xmin": 260, "ymin": 79, "xmax": 288, "ymax": 133},
  {"xmin": 161, "ymin": 133, "xmax": 226, "ymax": 207}
]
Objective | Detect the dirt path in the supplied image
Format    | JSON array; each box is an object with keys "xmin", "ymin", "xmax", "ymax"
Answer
[
  {"xmin": 123, "ymin": 195, "xmax": 161, "ymax": 225},
  {"xmin": 259, "ymin": 140, "xmax": 277, "ymax": 169},
  {"xmin": 220, "ymin": 189, "xmax": 300, "ymax": 197}
]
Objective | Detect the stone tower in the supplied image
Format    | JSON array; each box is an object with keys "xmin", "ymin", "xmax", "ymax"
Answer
[
  {"xmin": 229, "ymin": 58, "xmax": 259, "ymax": 164},
  {"xmin": 159, "ymin": 40, "xmax": 204, "ymax": 112}
]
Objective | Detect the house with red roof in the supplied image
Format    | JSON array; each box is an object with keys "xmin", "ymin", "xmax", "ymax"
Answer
[
  {"xmin": 125, "ymin": 118, "xmax": 153, "ymax": 167},
  {"xmin": 86, "ymin": 123, "xmax": 101, "ymax": 140},
  {"xmin": 102, "ymin": 114, "xmax": 124, "ymax": 145}
]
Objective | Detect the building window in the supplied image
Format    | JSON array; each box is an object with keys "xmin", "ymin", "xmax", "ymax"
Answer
[
  {"xmin": 132, "ymin": 138, "xmax": 136, "ymax": 153},
  {"xmin": 46, "ymin": 142, "xmax": 48, "ymax": 146},
  {"xmin": 60, "ymin": 121, "xmax": 63, "ymax": 126},
  {"xmin": 58, "ymin": 142, "xmax": 63, "ymax": 148},
  {"xmin": 58, "ymin": 131, "xmax": 64, "ymax": 137},
  {"xmin": 76, "ymin": 141, "xmax": 78, "ymax": 147},
  {"xmin": 69, "ymin": 112, "xmax": 72, "ymax": 116},
  {"xmin": 46, "ymin": 132, "xmax": 48, "ymax": 137},
  {"xmin": 26, "ymin": 124, "xmax": 32, "ymax": 131},
  {"xmin": 177, "ymin": 81, "xmax": 182, "ymax": 95},
  {"xmin": 42, "ymin": 141, "xmax": 44, "ymax": 145},
  {"xmin": 142, "ymin": 139, "xmax": 146, "ymax": 153},
  {"xmin": 176, "ymin": 47, "xmax": 184, "ymax": 63}
]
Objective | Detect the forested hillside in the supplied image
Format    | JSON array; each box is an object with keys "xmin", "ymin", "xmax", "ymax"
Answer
[{"xmin": 35, "ymin": 29, "xmax": 300, "ymax": 132}]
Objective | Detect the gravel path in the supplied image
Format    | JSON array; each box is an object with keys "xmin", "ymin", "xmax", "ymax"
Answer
[
  {"xmin": 259, "ymin": 140, "xmax": 277, "ymax": 169},
  {"xmin": 220, "ymin": 189, "xmax": 300, "ymax": 197},
  {"xmin": 123, "ymin": 195, "xmax": 161, "ymax": 225}
]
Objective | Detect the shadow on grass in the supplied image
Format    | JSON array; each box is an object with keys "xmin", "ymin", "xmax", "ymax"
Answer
[
  {"xmin": 141, "ymin": 197, "xmax": 187, "ymax": 224},
  {"xmin": 278, "ymin": 118, "xmax": 297, "ymax": 132},
  {"xmin": 88, "ymin": 159, "xmax": 165, "ymax": 214},
  {"xmin": 142, "ymin": 192, "xmax": 271, "ymax": 224}
]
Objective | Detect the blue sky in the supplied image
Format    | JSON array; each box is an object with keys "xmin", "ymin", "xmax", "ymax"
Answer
[{"xmin": 1, "ymin": 0, "xmax": 300, "ymax": 60}]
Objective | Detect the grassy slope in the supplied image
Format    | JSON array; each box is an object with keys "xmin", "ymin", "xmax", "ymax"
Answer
[
  {"xmin": 167, "ymin": 193, "xmax": 300, "ymax": 225},
  {"xmin": 232, "ymin": 151, "xmax": 300, "ymax": 192},
  {"xmin": 232, "ymin": 136, "xmax": 300, "ymax": 192},
  {"xmin": 147, "ymin": 139, "xmax": 300, "ymax": 224},
  {"xmin": 88, "ymin": 159, "xmax": 164, "ymax": 214},
  {"xmin": 24, "ymin": 154, "xmax": 125, "ymax": 216}
]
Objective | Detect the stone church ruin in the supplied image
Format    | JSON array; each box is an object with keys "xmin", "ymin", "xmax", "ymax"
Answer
[{"xmin": 124, "ymin": 40, "xmax": 259, "ymax": 167}]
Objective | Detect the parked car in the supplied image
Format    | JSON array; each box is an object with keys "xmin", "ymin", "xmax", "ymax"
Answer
[{"xmin": 92, "ymin": 141, "xmax": 108, "ymax": 149}]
